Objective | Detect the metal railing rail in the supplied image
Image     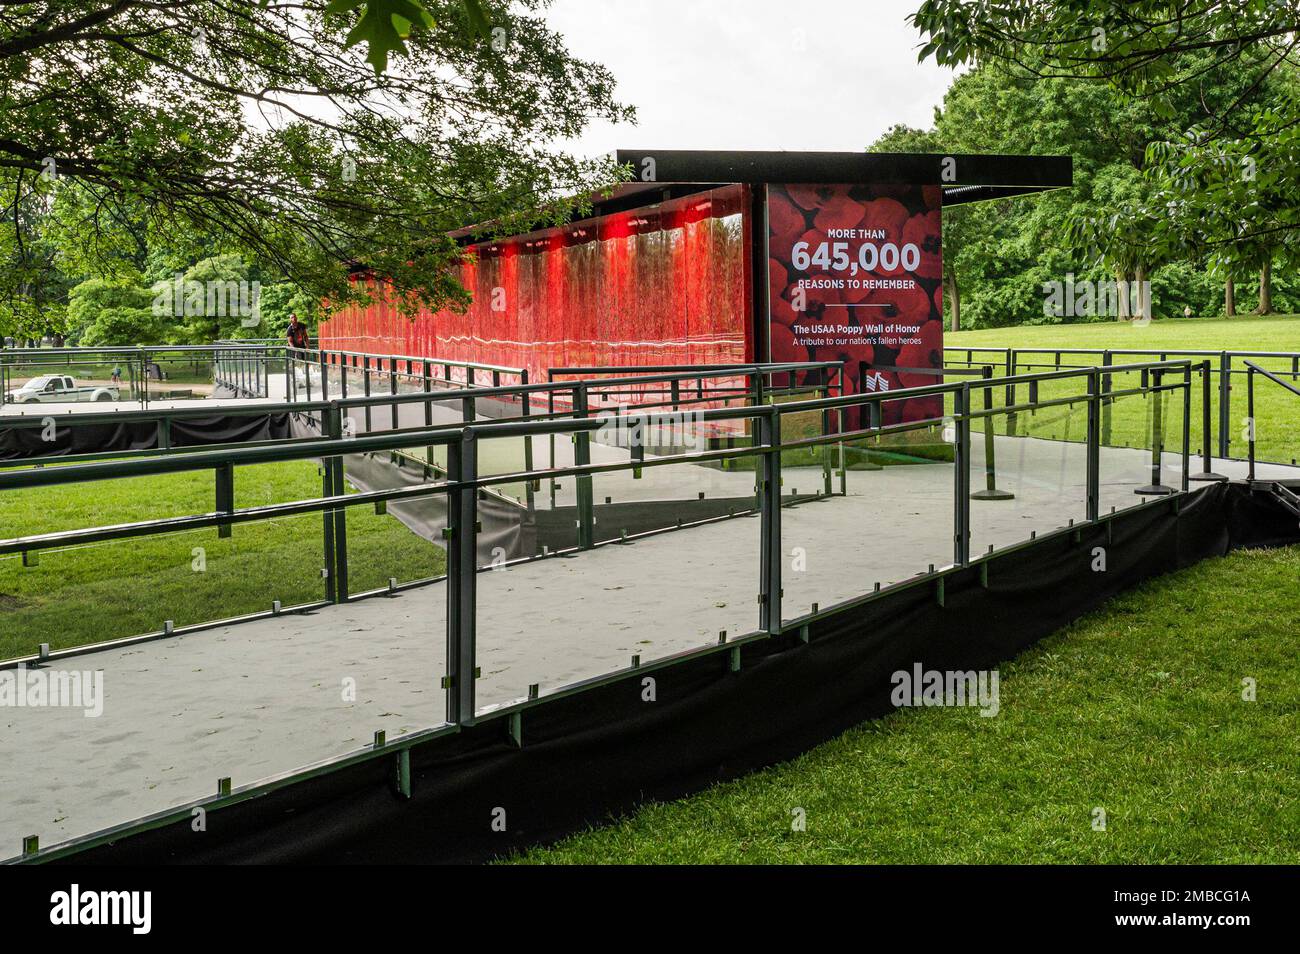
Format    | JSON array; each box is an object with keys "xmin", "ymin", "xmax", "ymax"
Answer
[
  {"xmin": 2, "ymin": 344, "xmax": 277, "ymax": 408},
  {"xmin": 213, "ymin": 344, "xmax": 274, "ymax": 399},
  {"xmin": 885, "ymin": 358, "xmax": 1225, "ymax": 485},
  {"xmin": 1, "ymin": 357, "xmax": 1193, "ymax": 641},
  {"xmin": 944, "ymin": 345, "xmax": 1300, "ymax": 464},
  {"xmin": 1, "ymin": 358, "xmax": 1195, "ymax": 863},
  {"xmin": 289, "ymin": 347, "xmax": 528, "ymax": 405},
  {"xmin": 0, "ymin": 361, "xmax": 845, "ymax": 469}
]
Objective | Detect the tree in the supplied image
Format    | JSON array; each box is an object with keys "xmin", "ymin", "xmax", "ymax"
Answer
[
  {"xmin": 909, "ymin": 1, "xmax": 1300, "ymax": 307},
  {"xmin": 0, "ymin": 171, "xmax": 70, "ymax": 342},
  {"xmin": 150, "ymin": 254, "xmax": 263, "ymax": 343},
  {"xmin": 258, "ymin": 284, "xmax": 320, "ymax": 339},
  {"xmin": 0, "ymin": 1, "xmax": 632, "ymax": 328},
  {"xmin": 80, "ymin": 304, "xmax": 161, "ymax": 347},
  {"xmin": 66, "ymin": 275, "xmax": 154, "ymax": 343},
  {"xmin": 909, "ymin": 1, "xmax": 1299, "ymax": 106}
]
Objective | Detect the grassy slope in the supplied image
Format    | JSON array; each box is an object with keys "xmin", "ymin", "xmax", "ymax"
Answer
[
  {"xmin": 511, "ymin": 545, "xmax": 1300, "ymax": 864},
  {"xmin": 0, "ymin": 460, "xmax": 446, "ymax": 659}
]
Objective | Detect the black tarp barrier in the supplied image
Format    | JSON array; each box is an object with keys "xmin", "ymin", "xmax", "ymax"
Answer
[
  {"xmin": 49, "ymin": 481, "xmax": 1300, "ymax": 865},
  {"xmin": 0, "ymin": 412, "xmax": 294, "ymax": 461}
]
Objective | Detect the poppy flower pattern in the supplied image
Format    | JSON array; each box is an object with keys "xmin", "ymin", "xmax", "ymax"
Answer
[{"xmin": 767, "ymin": 183, "xmax": 943, "ymax": 428}]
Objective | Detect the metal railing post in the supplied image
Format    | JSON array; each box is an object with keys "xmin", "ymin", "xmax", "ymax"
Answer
[
  {"xmin": 215, "ymin": 462, "xmax": 234, "ymax": 539},
  {"xmin": 1100, "ymin": 350, "xmax": 1113, "ymax": 446},
  {"xmin": 548, "ymin": 386, "xmax": 558, "ymax": 508},
  {"xmin": 1085, "ymin": 369, "xmax": 1100, "ymax": 521},
  {"xmin": 1247, "ymin": 367, "xmax": 1256, "ymax": 482},
  {"xmin": 446, "ymin": 430, "xmax": 478, "ymax": 725},
  {"xmin": 324, "ymin": 405, "xmax": 348, "ymax": 602},
  {"xmin": 362, "ymin": 356, "xmax": 372, "ymax": 433},
  {"xmin": 522, "ymin": 381, "xmax": 536, "ymax": 511},
  {"xmin": 819, "ymin": 380, "xmax": 833, "ymax": 497},
  {"xmin": 1003, "ymin": 348, "xmax": 1016, "ymax": 435},
  {"xmin": 1190, "ymin": 360, "xmax": 1226, "ymax": 481},
  {"xmin": 953, "ymin": 384, "xmax": 971, "ymax": 565},
  {"xmin": 758, "ymin": 407, "xmax": 783, "ymax": 635},
  {"xmin": 1136, "ymin": 368, "xmax": 1174, "ymax": 495},
  {"xmin": 574, "ymin": 384, "xmax": 595, "ymax": 548},
  {"xmin": 390, "ymin": 363, "xmax": 399, "ymax": 430},
  {"xmin": 972, "ymin": 365, "xmax": 1013, "ymax": 501},
  {"xmin": 422, "ymin": 360, "xmax": 433, "ymax": 425},
  {"xmin": 1181, "ymin": 364, "xmax": 1191, "ymax": 491},
  {"xmin": 1218, "ymin": 351, "xmax": 1231, "ymax": 458}
]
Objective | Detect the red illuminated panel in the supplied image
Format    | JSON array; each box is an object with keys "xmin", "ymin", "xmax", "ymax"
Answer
[{"xmin": 317, "ymin": 185, "xmax": 753, "ymax": 402}]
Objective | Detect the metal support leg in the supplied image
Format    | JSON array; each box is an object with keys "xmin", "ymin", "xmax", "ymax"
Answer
[
  {"xmin": 215, "ymin": 463, "xmax": 234, "ymax": 539},
  {"xmin": 971, "ymin": 366, "xmax": 1013, "ymax": 501},
  {"xmin": 1218, "ymin": 351, "xmax": 1231, "ymax": 458},
  {"xmin": 1085, "ymin": 369, "xmax": 1100, "ymax": 521},
  {"xmin": 574, "ymin": 385, "xmax": 595, "ymax": 548},
  {"xmin": 758, "ymin": 409, "xmax": 783, "ymax": 635},
  {"xmin": 1189, "ymin": 359, "xmax": 1227, "ymax": 481},
  {"xmin": 1135, "ymin": 369, "xmax": 1174, "ymax": 496},
  {"xmin": 953, "ymin": 385, "xmax": 971, "ymax": 564},
  {"xmin": 446, "ymin": 433, "xmax": 479, "ymax": 725},
  {"xmin": 1247, "ymin": 368, "xmax": 1257, "ymax": 483},
  {"xmin": 325, "ymin": 405, "xmax": 348, "ymax": 601}
]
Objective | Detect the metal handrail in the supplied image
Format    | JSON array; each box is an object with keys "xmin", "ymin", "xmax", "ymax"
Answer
[
  {"xmin": 944, "ymin": 345, "xmax": 1300, "ymax": 464},
  {"xmin": 1244, "ymin": 360, "xmax": 1300, "ymax": 481},
  {"xmin": 1, "ymin": 358, "xmax": 1191, "ymax": 541},
  {"xmin": 0, "ymin": 358, "xmax": 1196, "ymax": 863},
  {"xmin": 0, "ymin": 360, "xmax": 840, "ymax": 470}
]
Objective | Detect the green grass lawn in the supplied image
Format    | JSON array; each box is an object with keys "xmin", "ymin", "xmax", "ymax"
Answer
[
  {"xmin": 945, "ymin": 315, "xmax": 1300, "ymax": 464},
  {"xmin": 510, "ymin": 544, "xmax": 1300, "ymax": 864},
  {"xmin": 0, "ymin": 459, "xmax": 446, "ymax": 660}
]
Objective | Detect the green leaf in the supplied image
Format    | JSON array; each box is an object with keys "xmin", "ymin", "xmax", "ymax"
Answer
[
  {"xmin": 326, "ymin": 0, "xmax": 439, "ymax": 73},
  {"xmin": 462, "ymin": 0, "xmax": 491, "ymax": 36}
]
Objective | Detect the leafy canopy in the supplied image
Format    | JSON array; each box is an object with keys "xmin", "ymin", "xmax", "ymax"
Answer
[
  {"xmin": 909, "ymin": 1, "xmax": 1300, "ymax": 277},
  {"xmin": 0, "ymin": 0, "xmax": 632, "ymax": 338}
]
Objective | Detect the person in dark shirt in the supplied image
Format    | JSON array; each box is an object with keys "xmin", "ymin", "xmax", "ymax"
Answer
[{"xmin": 286, "ymin": 314, "xmax": 309, "ymax": 351}]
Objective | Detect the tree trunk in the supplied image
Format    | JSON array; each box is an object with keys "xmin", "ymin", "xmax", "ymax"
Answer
[
  {"xmin": 944, "ymin": 268, "xmax": 960, "ymax": 333},
  {"xmin": 1255, "ymin": 260, "xmax": 1272, "ymax": 315},
  {"xmin": 1225, "ymin": 277, "xmax": 1235, "ymax": 317},
  {"xmin": 1134, "ymin": 264, "xmax": 1150, "ymax": 321},
  {"xmin": 1115, "ymin": 267, "xmax": 1130, "ymax": 320}
]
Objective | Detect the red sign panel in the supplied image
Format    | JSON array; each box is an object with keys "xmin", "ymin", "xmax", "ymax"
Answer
[{"xmin": 766, "ymin": 183, "xmax": 942, "ymax": 425}]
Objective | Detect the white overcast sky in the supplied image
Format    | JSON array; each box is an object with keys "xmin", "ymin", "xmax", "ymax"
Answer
[{"xmin": 544, "ymin": 0, "xmax": 959, "ymax": 159}]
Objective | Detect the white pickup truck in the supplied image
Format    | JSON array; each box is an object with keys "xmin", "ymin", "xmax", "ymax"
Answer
[{"xmin": 4, "ymin": 374, "xmax": 120, "ymax": 404}]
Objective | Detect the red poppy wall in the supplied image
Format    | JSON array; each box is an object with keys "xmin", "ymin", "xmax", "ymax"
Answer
[
  {"xmin": 317, "ymin": 185, "xmax": 752, "ymax": 392},
  {"xmin": 766, "ymin": 183, "xmax": 943, "ymax": 425}
]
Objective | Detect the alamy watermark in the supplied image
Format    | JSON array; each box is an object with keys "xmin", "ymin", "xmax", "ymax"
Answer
[
  {"xmin": 891, "ymin": 664, "xmax": 1000, "ymax": 717},
  {"xmin": 0, "ymin": 664, "xmax": 104, "ymax": 717},
  {"xmin": 1043, "ymin": 273, "xmax": 1151, "ymax": 320},
  {"xmin": 152, "ymin": 273, "xmax": 262, "ymax": 327},
  {"xmin": 50, "ymin": 884, "xmax": 150, "ymax": 934},
  {"xmin": 596, "ymin": 405, "xmax": 706, "ymax": 452}
]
